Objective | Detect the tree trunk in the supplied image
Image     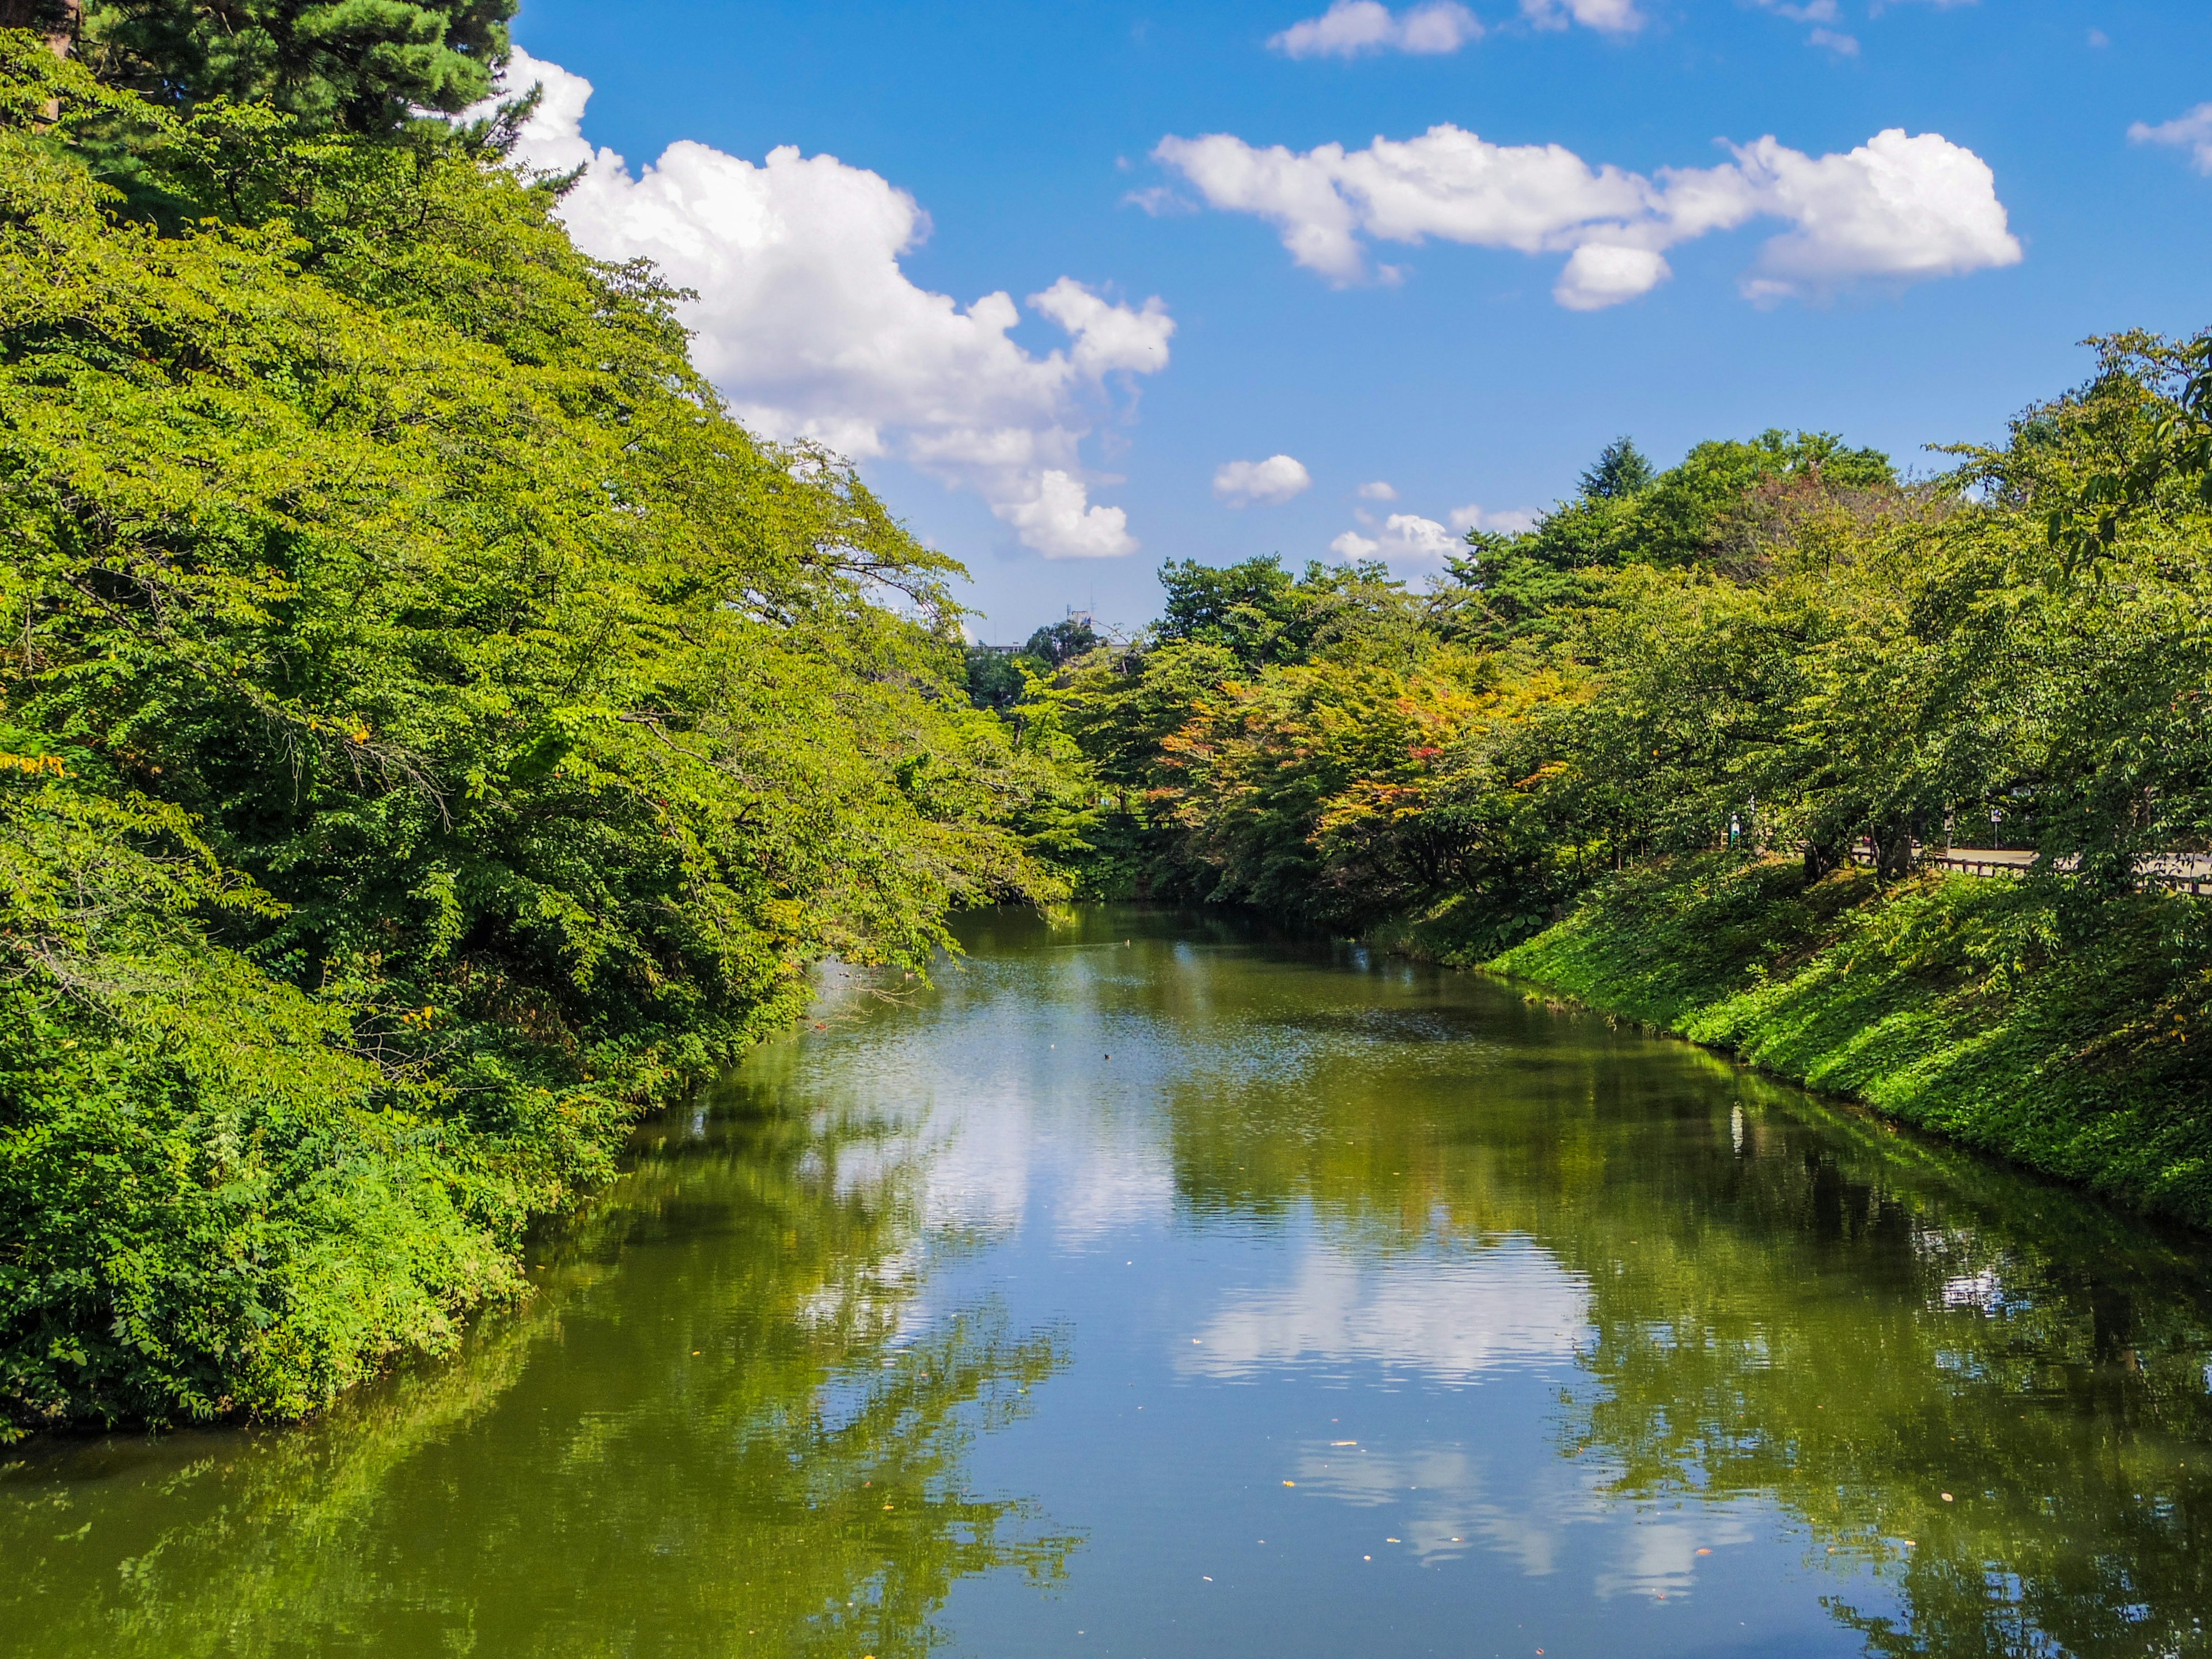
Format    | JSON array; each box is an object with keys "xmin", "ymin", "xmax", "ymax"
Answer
[
  {"xmin": 1872, "ymin": 819, "xmax": 1914, "ymax": 881},
  {"xmin": 0, "ymin": 1, "xmax": 77, "ymax": 57},
  {"xmin": 1802, "ymin": 838, "xmax": 1845, "ymax": 882}
]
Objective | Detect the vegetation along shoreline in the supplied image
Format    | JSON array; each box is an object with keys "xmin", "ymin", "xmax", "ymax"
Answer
[
  {"xmin": 1376, "ymin": 856, "xmax": 2212, "ymax": 1228},
  {"xmin": 5, "ymin": 5, "xmax": 2211, "ymax": 1441}
]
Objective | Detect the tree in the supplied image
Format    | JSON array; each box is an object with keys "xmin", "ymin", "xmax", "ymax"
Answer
[
  {"xmin": 0, "ymin": 44, "xmax": 1082, "ymax": 1435},
  {"xmin": 1154, "ymin": 555, "xmax": 1300, "ymax": 666},
  {"xmin": 1023, "ymin": 615, "xmax": 1098, "ymax": 668},
  {"xmin": 77, "ymin": 0, "xmax": 514, "ymax": 132},
  {"xmin": 1578, "ymin": 435, "xmax": 1654, "ymax": 501},
  {"xmin": 965, "ymin": 646, "xmax": 1029, "ymax": 711}
]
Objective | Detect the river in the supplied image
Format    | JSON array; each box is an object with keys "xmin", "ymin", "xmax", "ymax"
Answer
[{"xmin": 6, "ymin": 905, "xmax": 2212, "ymax": 1657}]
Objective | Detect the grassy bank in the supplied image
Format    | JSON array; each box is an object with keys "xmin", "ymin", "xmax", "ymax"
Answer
[{"xmin": 1382, "ymin": 855, "xmax": 2212, "ymax": 1226}]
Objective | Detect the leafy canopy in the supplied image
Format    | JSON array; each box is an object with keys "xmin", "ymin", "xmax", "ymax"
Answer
[{"xmin": 78, "ymin": 0, "xmax": 515, "ymax": 132}]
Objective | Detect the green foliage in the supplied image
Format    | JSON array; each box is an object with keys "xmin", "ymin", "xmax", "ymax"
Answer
[
  {"xmin": 0, "ymin": 47, "xmax": 1078, "ymax": 1437},
  {"xmin": 1021, "ymin": 615, "xmax": 1096, "ymax": 668},
  {"xmin": 1, "ymin": 1062, "xmax": 1078, "ymax": 1655},
  {"xmin": 79, "ymin": 0, "xmax": 514, "ymax": 133},
  {"xmin": 2013, "ymin": 331, "xmax": 2212, "ymax": 573},
  {"xmin": 1047, "ymin": 356, "xmax": 2211, "ymax": 929},
  {"xmin": 1028, "ymin": 341, "xmax": 2212, "ymax": 1221},
  {"xmin": 1491, "ymin": 855, "xmax": 2212, "ymax": 1224},
  {"xmin": 963, "ymin": 645, "xmax": 1029, "ymax": 712},
  {"xmin": 1576, "ymin": 433, "xmax": 1653, "ymax": 501}
]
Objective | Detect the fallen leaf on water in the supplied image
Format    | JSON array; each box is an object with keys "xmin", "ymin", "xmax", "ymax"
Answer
[{"xmin": 1695, "ymin": 1548, "xmax": 1711, "ymax": 1556}]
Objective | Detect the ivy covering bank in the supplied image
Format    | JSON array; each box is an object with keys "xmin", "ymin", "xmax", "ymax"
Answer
[{"xmin": 0, "ymin": 35, "xmax": 1086, "ymax": 1437}]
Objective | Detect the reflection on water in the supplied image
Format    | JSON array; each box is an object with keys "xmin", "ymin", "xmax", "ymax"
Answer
[
  {"xmin": 8, "ymin": 904, "xmax": 2212, "ymax": 1658},
  {"xmin": 1184, "ymin": 1240, "xmax": 1586, "ymax": 1383},
  {"xmin": 0, "ymin": 1064, "xmax": 1076, "ymax": 1657}
]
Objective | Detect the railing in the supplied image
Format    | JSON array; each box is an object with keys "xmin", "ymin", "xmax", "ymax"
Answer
[{"xmin": 1847, "ymin": 844, "xmax": 2212, "ymax": 896}]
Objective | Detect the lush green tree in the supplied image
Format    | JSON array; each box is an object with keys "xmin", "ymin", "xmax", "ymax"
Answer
[
  {"xmin": 1577, "ymin": 433, "xmax": 1653, "ymax": 500},
  {"xmin": 964, "ymin": 646, "xmax": 1029, "ymax": 712},
  {"xmin": 0, "ymin": 37, "xmax": 1079, "ymax": 1436},
  {"xmin": 1041, "ymin": 343, "xmax": 2212, "ymax": 955},
  {"xmin": 77, "ymin": 0, "xmax": 514, "ymax": 132},
  {"xmin": 1153, "ymin": 555, "xmax": 1302, "ymax": 667},
  {"xmin": 1022, "ymin": 614, "xmax": 1097, "ymax": 668}
]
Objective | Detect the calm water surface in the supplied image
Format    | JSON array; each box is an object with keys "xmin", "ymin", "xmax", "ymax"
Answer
[{"xmin": 8, "ymin": 906, "xmax": 2212, "ymax": 1657}]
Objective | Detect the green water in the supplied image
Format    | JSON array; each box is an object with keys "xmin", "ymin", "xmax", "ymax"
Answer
[{"xmin": 7, "ymin": 906, "xmax": 2212, "ymax": 1658}]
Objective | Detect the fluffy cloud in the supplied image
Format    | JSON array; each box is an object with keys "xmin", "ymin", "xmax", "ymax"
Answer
[
  {"xmin": 1730, "ymin": 130, "xmax": 2022, "ymax": 300},
  {"xmin": 1270, "ymin": 1, "xmax": 1482, "ymax": 59},
  {"xmin": 1382, "ymin": 513, "xmax": 1460, "ymax": 556},
  {"xmin": 1554, "ymin": 243, "xmax": 1671, "ymax": 310},
  {"xmin": 479, "ymin": 51, "xmax": 1172, "ymax": 559},
  {"xmin": 1334, "ymin": 513, "xmax": 1460, "ymax": 562},
  {"xmin": 2130, "ymin": 104, "xmax": 2212, "ymax": 175},
  {"xmin": 1520, "ymin": 0, "xmax": 1643, "ymax": 33},
  {"xmin": 1154, "ymin": 122, "xmax": 2019, "ymax": 305},
  {"xmin": 1356, "ymin": 479, "xmax": 1399, "ymax": 500},
  {"xmin": 1450, "ymin": 502, "xmax": 1541, "ymax": 533},
  {"xmin": 1213, "ymin": 454, "xmax": 1314, "ymax": 505}
]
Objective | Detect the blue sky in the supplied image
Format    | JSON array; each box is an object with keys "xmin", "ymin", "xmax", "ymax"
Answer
[{"xmin": 501, "ymin": 0, "xmax": 2212, "ymax": 639}]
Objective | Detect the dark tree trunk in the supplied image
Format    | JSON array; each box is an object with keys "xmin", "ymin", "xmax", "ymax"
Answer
[
  {"xmin": 1802, "ymin": 838, "xmax": 1846, "ymax": 882},
  {"xmin": 1872, "ymin": 819, "xmax": 1914, "ymax": 881}
]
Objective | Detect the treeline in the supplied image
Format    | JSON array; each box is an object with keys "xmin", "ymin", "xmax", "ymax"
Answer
[
  {"xmin": 1023, "ymin": 346, "xmax": 2212, "ymax": 944},
  {"xmin": 1002, "ymin": 339, "xmax": 2212, "ymax": 1218},
  {"xmin": 0, "ymin": 21, "xmax": 1085, "ymax": 1438}
]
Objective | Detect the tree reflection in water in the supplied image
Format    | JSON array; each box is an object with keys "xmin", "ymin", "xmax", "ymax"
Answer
[
  {"xmin": 0, "ymin": 1073, "xmax": 1075, "ymax": 1658},
  {"xmin": 11, "ymin": 912, "xmax": 2212, "ymax": 1659},
  {"xmin": 1160, "ymin": 983, "xmax": 2212, "ymax": 1659}
]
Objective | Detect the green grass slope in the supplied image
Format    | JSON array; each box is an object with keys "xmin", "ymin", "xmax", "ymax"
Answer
[{"xmin": 1416, "ymin": 856, "xmax": 2212, "ymax": 1226}]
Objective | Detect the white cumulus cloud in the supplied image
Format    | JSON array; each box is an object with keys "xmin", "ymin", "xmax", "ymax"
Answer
[
  {"xmin": 1555, "ymin": 243, "xmax": 1672, "ymax": 309},
  {"xmin": 1334, "ymin": 513, "xmax": 1460, "ymax": 563},
  {"xmin": 1356, "ymin": 479, "xmax": 1399, "ymax": 500},
  {"xmin": 1521, "ymin": 0, "xmax": 1644, "ymax": 33},
  {"xmin": 1153, "ymin": 121, "xmax": 2020, "ymax": 306},
  {"xmin": 478, "ymin": 51, "xmax": 1172, "ymax": 560},
  {"xmin": 1730, "ymin": 129, "xmax": 2023, "ymax": 300},
  {"xmin": 2130, "ymin": 103, "xmax": 2212, "ymax": 175},
  {"xmin": 1381, "ymin": 513, "xmax": 1460, "ymax": 558},
  {"xmin": 1271, "ymin": 0, "xmax": 1483, "ymax": 59},
  {"xmin": 1213, "ymin": 454, "xmax": 1315, "ymax": 505},
  {"xmin": 1450, "ymin": 503, "xmax": 1541, "ymax": 533}
]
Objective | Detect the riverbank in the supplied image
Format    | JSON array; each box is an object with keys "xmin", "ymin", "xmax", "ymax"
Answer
[{"xmin": 1374, "ymin": 854, "xmax": 2212, "ymax": 1228}]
